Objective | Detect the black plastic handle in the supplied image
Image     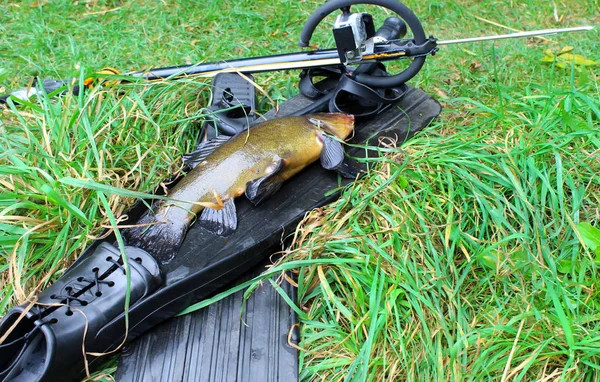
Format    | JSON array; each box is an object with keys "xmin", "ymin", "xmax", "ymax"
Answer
[
  {"xmin": 299, "ymin": 0, "xmax": 427, "ymax": 88},
  {"xmin": 375, "ymin": 16, "xmax": 407, "ymax": 40}
]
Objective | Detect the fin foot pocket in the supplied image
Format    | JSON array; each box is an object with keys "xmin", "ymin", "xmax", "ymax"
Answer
[{"xmin": 0, "ymin": 243, "xmax": 161, "ymax": 381}]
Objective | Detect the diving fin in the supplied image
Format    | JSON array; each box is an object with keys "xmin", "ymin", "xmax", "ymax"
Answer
[
  {"xmin": 245, "ymin": 159, "xmax": 285, "ymax": 206},
  {"xmin": 320, "ymin": 134, "xmax": 360, "ymax": 178},
  {"xmin": 183, "ymin": 135, "xmax": 232, "ymax": 168},
  {"xmin": 198, "ymin": 198, "xmax": 237, "ymax": 236},
  {"xmin": 0, "ymin": 82, "xmax": 441, "ymax": 382}
]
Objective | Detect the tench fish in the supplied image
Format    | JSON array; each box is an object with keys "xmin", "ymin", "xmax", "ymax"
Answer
[{"xmin": 123, "ymin": 113, "xmax": 355, "ymax": 263}]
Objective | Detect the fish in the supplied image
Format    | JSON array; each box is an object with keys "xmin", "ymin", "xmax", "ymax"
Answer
[{"xmin": 123, "ymin": 113, "xmax": 356, "ymax": 263}]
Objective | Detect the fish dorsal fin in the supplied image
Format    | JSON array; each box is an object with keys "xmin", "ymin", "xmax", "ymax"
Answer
[
  {"xmin": 182, "ymin": 135, "xmax": 232, "ymax": 168},
  {"xmin": 320, "ymin": 134, "xmax": 359, "ymax": 179},
  {"xmin": 198, "ymin": 198, "xmax": 237, "ymax": 236},
  {"xmin": 245, "ymin": 158, "xmax": 285, "ymax": 206}
]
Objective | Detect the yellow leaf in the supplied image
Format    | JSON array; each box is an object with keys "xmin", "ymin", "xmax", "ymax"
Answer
[
  {"xmin": 558, "ymin": 45, "xmax": 574, "ymax": 55},
  {"xmin": 543, "ymin": 49, "xmax": 554, "ymax": 56},
  {"xmin": 540, "ymin": 55, "xmax": 556, "ymax": 63},
  {"xmin": 572, "ymin": 54, "xmax": 597, "ymax": 66},
  {"xmin": 559, "ymin": 53, "xmax": 574, "ymax": 61},
  {"xmin": 558, "ymin": 53, "xmax": 597, "ymax": 66}
]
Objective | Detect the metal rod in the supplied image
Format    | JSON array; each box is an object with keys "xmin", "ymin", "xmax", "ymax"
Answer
[
  {"xmin": 135, "ymin": 26, "xmax": 595, "ymax": 79},
  {"xmin": 2, "ymin": 26, "xmax": 595, "ymax": 104},
  {"xmin": 128, "ymin": 49, "xmax": 342, "ymax": 80},
  {"xmin": 438, "ymin": 26, "xmax": 594, "ymax": 45}
]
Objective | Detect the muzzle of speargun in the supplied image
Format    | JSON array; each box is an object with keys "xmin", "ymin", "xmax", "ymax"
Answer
[{"xmin": 0, "ymin": 68, "xmax": 121, "ymax": 106}]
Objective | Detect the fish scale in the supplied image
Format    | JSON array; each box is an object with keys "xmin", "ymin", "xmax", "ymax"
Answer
[{"xmin": 122, "ymin": 113, "xmax": 355, "ymax": 264}]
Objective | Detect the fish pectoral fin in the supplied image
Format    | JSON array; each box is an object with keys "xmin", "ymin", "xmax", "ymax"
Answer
[
  {"xmin": 320, "ymin": 134, "xmax": 345, "ymax": 170},
  {"xmin": 198, "ymin": 198, "xmax": 237, "ymax": 236},
  {"xmin": 182, "ymin": 135, "xmax": 232, "ymax": 168},
  {"xmin": 245, "ymin": 158, "xmax": 285, "ymax": 206},
  {"xmin": 320, "ymin": 134, "xmax": 360, "ymax": 178}
]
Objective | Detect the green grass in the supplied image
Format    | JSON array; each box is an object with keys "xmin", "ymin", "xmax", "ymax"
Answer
[
  {"xmin": 276, "ymin": 86, "xmax": 600, "ymax": 380},
  {"xmin": 1, "ymin": 0, "xmax": 599, "ymax": 381}
]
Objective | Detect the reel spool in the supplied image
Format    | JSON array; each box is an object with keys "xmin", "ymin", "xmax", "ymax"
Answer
[{"xmin": 300, "ymin": 0, "xmax": 430, "ymax": 89}]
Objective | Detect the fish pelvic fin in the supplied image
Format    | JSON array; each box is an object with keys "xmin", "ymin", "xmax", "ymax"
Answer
[
  {"xmin": 198, "ymin": 198, "xmax": 238, "ymax": 236},
  {"xmin": 123, "ymin": 209, "xmax": 188, "ymax": 264}
]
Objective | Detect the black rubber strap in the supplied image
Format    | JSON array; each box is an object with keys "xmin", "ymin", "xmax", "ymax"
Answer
[
  {"xmin": 299, "ymin": 67, "xmax": 344, "ymax": 99},
  {"xmin": 299, "ymin": 70, "xmax": 326, "ymax": 99},
  {"xmin": 298, "ymin": 66, "xmax": 406, "ymax": 118},
  {"xmin": 329, "ymin": 75, "xmax": 406, "ymax": 118}
]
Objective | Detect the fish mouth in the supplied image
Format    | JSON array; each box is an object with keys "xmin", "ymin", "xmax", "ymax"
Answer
[{"xmin": 307, "ymin": 113, "xmax": 355, "ymax": 140}]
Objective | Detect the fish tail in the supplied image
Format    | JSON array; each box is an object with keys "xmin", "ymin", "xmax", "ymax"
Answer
[{"xmin": 122, "ymin": 209, "xmax": 188, "ymax": 264}]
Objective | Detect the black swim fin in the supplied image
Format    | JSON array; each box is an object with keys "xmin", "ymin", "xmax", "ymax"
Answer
[{"xmin": 0, "ymin": 83, "xmax": 441, "ymax": 382}]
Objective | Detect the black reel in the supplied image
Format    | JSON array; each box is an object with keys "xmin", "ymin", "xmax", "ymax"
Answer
[
  {"xmin": 296, "ymin": 0, "xmax": 433, "ymax": 118},
  {"xmin": 301, "ymin": 0, "xmax": 429, "ymax": 87}
]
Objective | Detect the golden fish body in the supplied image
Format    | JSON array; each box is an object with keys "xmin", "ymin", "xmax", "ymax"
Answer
[{"xmin": 124, "ymin": 113, "xmax": 355, "ymax": 263}]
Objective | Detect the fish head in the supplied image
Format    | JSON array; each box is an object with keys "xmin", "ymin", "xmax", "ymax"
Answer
[{"xmin": 306, "ymin": 113, "xmax": 355, "ymax": 140}]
